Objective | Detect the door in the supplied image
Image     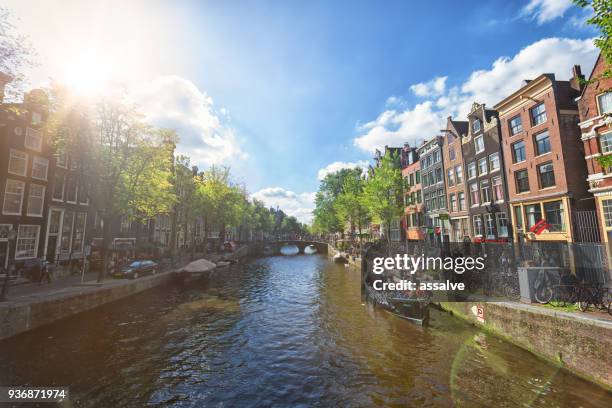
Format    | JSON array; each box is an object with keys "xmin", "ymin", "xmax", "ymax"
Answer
[
  {"xmin": 0, "ymin": 242, "xmax": 7, "ymax": 269},
  {"xmin": 46, "ymin": 236, "xmax": 57, "ymax": 262}
]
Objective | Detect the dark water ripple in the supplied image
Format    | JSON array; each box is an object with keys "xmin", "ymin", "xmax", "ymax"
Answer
[{"xmin": 0, "ymin": 254, "xmax": 611, "ymax": 407}]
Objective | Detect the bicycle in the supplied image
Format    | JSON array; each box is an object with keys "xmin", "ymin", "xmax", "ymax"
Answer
[
  {"xmin": 533, "ymin": 266, "xmax": 560, "ymax": 304},
  {"xmin": 577, "ymin": 283, "xmax": 612, "ymax": 315}
]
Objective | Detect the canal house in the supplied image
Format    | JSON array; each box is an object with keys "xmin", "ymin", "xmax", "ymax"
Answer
[
  {"xmin": 462, "ymin": 102, "xmax": 511, "ymax": 242},
  {"xmin": 442, "ymin": 117, "xmax": 470, "ymax": 242},
  {"xmin": 401, "ymin": 143, "xmax": 424, "ymax": 241},
  {"xmin": 495, "ymin": 70, "xmax": 592, "ymax": 244},
  {"xmin": 418, "ymin": 136, "xmax": 448, "ymax": 242}
]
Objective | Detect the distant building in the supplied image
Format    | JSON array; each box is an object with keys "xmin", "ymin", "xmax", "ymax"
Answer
[
  {"xmin": 442, "ymin": 117, "xmax": 470, "ymax": 242},
  {"xmin": 577, "ymin": 54, "xmax": 612, "ymax": 248},
  {"xmin": 401, "ymin": 143, "xmax": 424, "ymax": 241},
  {"xmin": 495, "ymin": 70, "xmax": 592, "ymax": 243},
  {"xmin": 462, "ymin": 103, "xmax": 511, "ymax": 242}
]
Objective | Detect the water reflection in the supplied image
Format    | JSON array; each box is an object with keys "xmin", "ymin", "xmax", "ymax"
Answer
[{"xmin": 0, "ymin": 255, "xmax": 610, "ymax": 407}]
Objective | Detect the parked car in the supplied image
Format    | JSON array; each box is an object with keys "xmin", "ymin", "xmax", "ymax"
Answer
[{"xmin": 114, "ymin": 260, "xmax": 158, "ymax": 279}]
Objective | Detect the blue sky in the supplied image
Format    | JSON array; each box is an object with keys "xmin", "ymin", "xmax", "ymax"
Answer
[{"xmin": 5, "ymin": 0, "xmax": 601, "ymax": 222}]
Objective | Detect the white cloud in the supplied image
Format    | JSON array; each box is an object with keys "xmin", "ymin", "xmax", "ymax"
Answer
[
  {"xmin": 130, "ymin": 75, "xmax": 247, "ymax": 166},
  {"xmin": 317, "ymin": 160, "xmax": 370, "ymax": 180},
  {"xmin": 522, "ymin": 0, "xmax": 573, "ymax": 24},
  {"xmin": 353, "ymin": 37, "xmax": 598, "ymax": 153},
  {"xmin": 252, "ymin": 187, "xmax": 315, "ymax": 223},
  {"xmin": 409, "ymin": 76, "xmax": 447, "ymax": 97}
]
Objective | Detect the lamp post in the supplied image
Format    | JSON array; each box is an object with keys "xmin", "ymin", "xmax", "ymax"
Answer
[{"xmin": 0, "ymin": 229, "xmax": 18, "ymax": 302}]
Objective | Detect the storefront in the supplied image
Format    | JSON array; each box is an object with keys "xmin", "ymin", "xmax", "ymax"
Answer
[{"xmin": 510, "ymin": 196, "xmax": 573, "ymax": 242}]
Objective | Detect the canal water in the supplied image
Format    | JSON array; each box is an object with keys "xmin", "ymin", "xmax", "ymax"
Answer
[{"xmin": 1, "ymin": 255, "xmax": 611, "ymax": 407}]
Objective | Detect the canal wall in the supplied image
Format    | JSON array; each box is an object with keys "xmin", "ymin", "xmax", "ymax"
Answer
[
  {"xmin": 439, "ymin": 301, "xmax": 612, "ymax": 390},
  {"xmin": 0, "ymin": 271, "xmax": 177, "ymax": 341}
]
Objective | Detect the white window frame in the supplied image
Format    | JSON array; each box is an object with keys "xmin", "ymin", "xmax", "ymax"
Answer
[
  {"xmin": 467, "ymin": 161, "xmax": 476, "ymax": 180},
  {"xmin": 2, "ymin": 179, "xmax": 25, "ymax": 215},
  {"xmin": 599, "ymin": 131, "xmax": 612, "ymax": 155},
  {"xmin": 15, "ymin": 224, "xmax": 40, "ymax": 260},
  {"xmin": 597, "ymin": 91, "xmax": 612, "ymax": 115},
  {"xmin": 24, "ymin": 127, "xmax": 43, "ymax": 152},
  {"xmin": 496, "ymin": 212, "xmax": 509, "ymax": 237},
  {"xmin": 65, "ymin": 174, "xmax": 78, "ymax": 204},
  {"xmin": 26, "ymin": 184, "xmax": 45, "ymax": 217},
  {"xmin": 8, "ymin": 149, "xmax": 28, "ymax": 177},
  {"xmin": 488, "ymin": 152, "xmax": 500, "ymax": 173},
  {"xmin": 473, "ymin": 215, "xmax": 483, "ymax": 237},
  {"xmin": 478, "ymin": 157, "xmax": 488, "ymax": 176},
  {"xmin": 484, "ymin": 214, "xmax": 495, "ymax": 237},
  {"xmin": 31, "ymin": 156, "xmax": 49, "ymax": 181},
  {"xmin": 52, "ymin": 173, "xmax": 65, "ymax": 202},
  {"xmin": 474, "ymin": 135, "xmax": 484, "ymax": 154}
]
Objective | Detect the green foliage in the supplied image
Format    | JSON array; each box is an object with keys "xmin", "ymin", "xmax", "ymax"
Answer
[
  {"xmin": 596, "ymin": 153, "xmax": 612, "ymax": 169},
  {"xmin": 333, "ymin": 170, "xmax": 371, "ymax": 236},
  {"xmin": 361, "ymin": 151, "xmax": 404, "ymax": 242},
  {"xmin": 574, "ymin": 0, "xmax": 612, "ymax": 79},
  {"xmin": 313, "ymin": 167, "xmax": 363, "ymax": 234}
]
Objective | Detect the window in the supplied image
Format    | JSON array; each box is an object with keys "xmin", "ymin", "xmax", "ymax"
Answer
[
  {"xmin": 65, "ymin": 175, "xmax": 77, "ymax": 203},
  {"xmin": 512, "ymin": 140, "xmax": 526, "ymax": 163},
  {"xmin": 473, "ymin": 215, "xmax": 483, "ymax": 236},
  {"xmin": 458, "ymin": 192, "xmax": 465, "ymax": 211},
  {"xmin": 61, "ymin": 211, "xmax": 74, "ymax": 253},
  {"xmin": 492, "ymin": 176, "xmax": 503, "ymax": 202},
  {"xmin": 467, "ymin": 161, "xmax": 476, "ymax": 179},
  {"xmin": 455, "ymin": 165, "xmax": 463, "ymax": 183},
  {"xmin": 496, "ymin": 213, "xmax": 509, "ymax": 237},
  {"xmin": 470, "ymin": 183, "xmax": 479, "ymax": 206},
  {"xmin": 429, "ymin": 172, "xmax": 434, "ymax": 186},
  {"xmin": 32, "ymin": 156, "xmax": 49, "ymax": 180},
  {"xmin": 484, "ymin": 214, "xmax": 495, "ymax": 237},
  {"xmin": 474, "ymin": 135, "xmax": 484, "ymax": 153},
  {"xmin": 509, "ymin": 115, "xmax": 523, "ymax": 135},
  {"xmin": 15, "ymin": 225, "xmax": 39, "ymax": 259},
  {"xmin": 24, "ymin": 127, "xmax": 42, "ymax": 151},
  {"xmin": 415, "ymin": 170, "xmax": 421, "ymax": 184},
  {"xmin": 597, "ymin": 92, "xmax": 612, "ymax": 115},
  {"xmin": 515, "ymin": 169, "xmax": 529, "ymax": 193},
  {"xmin": 435, "ymin": 167, "xmax": 443, "ymax": 183},
  {"xmin": 3, "ymin": 179, "xmax": 25, "ymax": 215},
  {"xmin": 544, "ymin": 201, "xmax": 565, "ymax": 232},
  {"xmin": 438, "ymin": 189, "xmax": 446, "ymax": 209},
  {"xmin": 79, "ymin": 181, "xmax": 89, "ymax": 204},
  {"xmin": 450, "ymin": 194, "xmax": 457, "ymax": 212},
  {"xmin": 52, "ymin": 173, "xmax": 65, "ymax": 201},
  {"xmin": 534, "ymin": 131, "xmax": 551, "ymax": 156},
  {"xmin": 472, "ymin": 119, "xmax": 481, "ymax": 133},
  {"xmin": 478, "ymin": 157, "xmax": 488, "ymax": 176},
  {"xmin": 602, "ymin": 199, "xmax": 612, "ymax": 228},
  {"xmin": 31, "ymin": 112, "xmax": 42, "ymax": 125},
  {"xmin": 538, "ymin": 162, "xmax": 555, "ymax": 188},
  {"xmin": 489, "ymin": 152, "xmax": 500, "ymax": 172},
  {"xmin": 8, "ymin": 149, "xmax": 28, "ymax": 176},
  {"xmin": 449, "ymin": 148, "xmax": 456, "ymax": 161},
  {"xmin": 447, "ymin": 169, "xmax": 454, "ymax": 187},
  {"xmin": 70, "ymin": 158, "xmax": 79, "ymax": 171},
  {"xmin": 525, "ymin": 204, "xmax": 542, "ymax": 230},
  {"xmin": 600, "ymin": 133, "xmax": 612, "ymax": 154},
  {"xmin": 530, "ymin": 103, "xmax": 547, "ymax": 126},
  {"xmin": 72, "ymin": 212, "xmax": 86, "ymax": 252},
  {"xmin": 433, "ymin": 150, "xmax": 440, "ymax": 163},
  {"xmin": 409, "ymin": 173, "xmax": 414, "ymax": 186},
  {"xmin": 56, "ymin": 151, "xmax": 68, "ymax": 168},
  {"xmin": 26, "ymin": 184, "xmax": 45, "ymax": 217},
  {"xmin": 480, "ymin": 180, "xmax": 491, "ymax": 204},
  {"xmin": 514, "ymin": 206, "xmax": 524, "ymax": 232},
  {"xmin": 416, "ymin": 190, "xmax": 422, "ymax": 203}
]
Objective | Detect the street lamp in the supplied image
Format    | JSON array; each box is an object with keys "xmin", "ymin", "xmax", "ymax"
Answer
[{"xmin": 0, "ymin": 229, "xmax": 18, "ymax": 301}]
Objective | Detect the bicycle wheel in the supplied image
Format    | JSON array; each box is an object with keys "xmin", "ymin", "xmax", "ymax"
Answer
[
  {"xmin": 578, "ymin": 287, "xmax": 591, "ymax": 312},
  {"xmin": 535, "ymin": 285, "xmax": 553, "ymax": 304}
]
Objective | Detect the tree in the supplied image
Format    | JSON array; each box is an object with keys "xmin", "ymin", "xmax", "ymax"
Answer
[
  {"xmin": 362, "ymin": 151, "xmax": 404, "ymax": 247},
  {"xmin": 0, "ymin": 7, "xmax": 36, "ymax": 100},
  {"xmin": 312, "ymin": 168, "xmax": 363, "ymax": 235},
  {"xmin": 574, "ymin": 0, "xmax": 612, "ymax": 79},
  {"xmin": 334, "ymin": 171, "xmax": 371, "ymax": 242},
  {"xmin": 46, "ymin": 88, "xmax": 178, "ymax": 281}
]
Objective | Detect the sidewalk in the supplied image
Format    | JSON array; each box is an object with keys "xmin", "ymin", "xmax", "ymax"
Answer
[{"xmin": 3, "ymin": 252, "xmax": 208, "ymax": 302}]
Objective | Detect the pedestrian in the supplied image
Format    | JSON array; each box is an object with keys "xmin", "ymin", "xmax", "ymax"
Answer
[{"xmin": 39, "ymin": 260, "xmax": 52, "ymax": 284}]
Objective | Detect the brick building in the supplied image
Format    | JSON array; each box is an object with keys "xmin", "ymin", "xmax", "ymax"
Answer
[
  {"xmin": 577, "ymin": 54, "xmax": 612, "ymax": 249},
  {"xmin": 442, "ymin": 117, "xmax": 470, "ymax": 242},
  {"xmin": 401, "ymin": 143, "xmax": 424, "ymax": 241},
  {"xmin": 495, "ymin": 71, "xmax": 592, "ymax": 243},
  {"xmin": 462, "ymin": 102, "xmax": 511, "ymax": 242}
]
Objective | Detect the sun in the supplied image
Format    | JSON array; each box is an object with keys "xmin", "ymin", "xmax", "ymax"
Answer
[{"xmin": 60, "ymin": 50, "xmax": 114, "ymax": 96}]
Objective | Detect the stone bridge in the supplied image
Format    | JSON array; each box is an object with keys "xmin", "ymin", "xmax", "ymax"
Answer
[{"xmin": 251, "ymin": 241, "xmax": 329, "ymax": 255}]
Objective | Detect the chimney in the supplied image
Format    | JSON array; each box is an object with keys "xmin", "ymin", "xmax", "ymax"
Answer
[
  {"xmin": 570, "ymin": 64, "xmax": 584, "ymax": 92},
  {"xmin": 0, "ymin": 73, "xmax": 13, "ymax": 103}
]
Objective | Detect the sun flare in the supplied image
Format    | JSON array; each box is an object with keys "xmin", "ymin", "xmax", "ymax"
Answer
[{"xmin": 60, "ymin": 50, "xmax": 114, "ymax": 96}]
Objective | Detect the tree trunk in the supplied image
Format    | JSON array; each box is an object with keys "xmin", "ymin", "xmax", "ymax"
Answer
[{"xmin": 99, "ymin": 215, "xmax": 112, "ymax": 283}]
